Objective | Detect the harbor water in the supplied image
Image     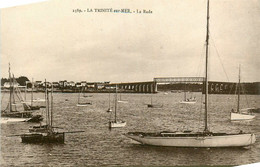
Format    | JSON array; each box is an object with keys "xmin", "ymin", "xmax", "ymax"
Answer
[{"xmin": 1, "ymin": 92, "xmax": 260, "ymax": 166}]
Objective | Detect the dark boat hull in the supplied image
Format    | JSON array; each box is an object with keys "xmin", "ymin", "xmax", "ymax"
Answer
[
  {"xmin": 147, "ymin": 104, "xmax": 163, "ymax": 108},
  {"xmin": 21, "ymin": 133, "xmax": 65, "ymax": 143},
  {"xmin": 27, "ymin": 115, "xmax": 44, "ymax": 122}
]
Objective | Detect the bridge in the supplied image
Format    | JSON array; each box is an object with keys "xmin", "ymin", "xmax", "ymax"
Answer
[
  {"xmin": 106, "ymin": 77, "xmax": 259, "ymax": 94},
  {"xmin": 109, "ymin": 81, "xmax": 157, "ymax": 93},
  {"xmin": 108, "ymin": 77, "xmax": 205, "ymax": 93},
  {"xmin": 154, "ymin": 77, "xmax": 205, "ymax": 84}
]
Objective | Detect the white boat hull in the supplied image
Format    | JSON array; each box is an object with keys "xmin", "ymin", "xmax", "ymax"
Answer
[
  {"xmin": 1, "ymin": 117, "xmax": 30, "ymax": 124},
  {"xmin": 231, "ymin": 112, "xmax": 255, "ymax": 121},
  {"xmin": 117, "ymin": 100, "xmax": 128, "ymax": 104},
  {"xmin": 109, "ymin": 121, "xmax": 126, "ymax": 128},
  {"xmin": 125, "ymin": 133, "xmax": 256, "ymax": 147},
  {"xmin": 179, "ymin": 101, "xmax": 196, "ymax": 104}
]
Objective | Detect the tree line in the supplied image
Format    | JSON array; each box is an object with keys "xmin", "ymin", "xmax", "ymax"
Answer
[{"xmin": 1, "ymin": 76, "xmax": 30, "ymax": 86}]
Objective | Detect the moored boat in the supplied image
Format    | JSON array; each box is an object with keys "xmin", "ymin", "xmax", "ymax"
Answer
[
  {"xmin": 21, "ymin": 82, "xmax": 65, "ymax": 143},
  {"xmin": 1, "ymin": 64, "xmax": 43, "ymax": 124},
  {"xmin": 77, "ymin": 102, "xmax": 92, "ymax": 106},
  {"xmin": 124, "ymin": 0, "xmax": 256, "ymax": 148},
  {"xmin": 76, "ymin": 87, "xmax": 92, "ymax": 106},
  {"xmin": 21, "ymin": 132, "xmax": 65, "ymax": 143},
  {"xmin": 125, "ymin": 131, "xmax": 256, "ymax": 147},
  {"xmin": 109, "ymin": 85, "xmax": 126, "ymax": 128},
  {"xmin": 230, "ymin": 65, "xmax": 255, "ymax": 121}
]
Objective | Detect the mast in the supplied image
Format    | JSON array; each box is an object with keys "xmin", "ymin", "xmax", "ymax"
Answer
[
  {"xmin": 45, "ymin": 79, "xmax": 48, "ymax": 125},
  {"xmin": 47, "ymin": 87, "xmax": 50, "ymax": 128},
  {"xmin": 184, "ymin": 83, "xmax": 186, "ymax": 100},
  {"xmin": 151, "ymin": 93, "xmax": 153, "ymax": 105},
  {"xmin": 25, "ymin": 81, "xmax": 27, "ymax": 101},
  {"xmin": 31, "ymin": 78, "xmax": 34, "ymax": 106},
  {"xmin": 115, "ymin": 85, "xmax": 118, "ymax": 122},
  {"xmin": 51, "ymin": 83, "xmax": 53, "ymax": 127},
  {"xmin": 108, "ymin": 89, "xmax": 111, "ymax": 109},
  {"xmin": 78, "ymin": 88, "xmax": 80, "ymax": 103},
  {"xmin": 12, "ymin": 74, "xmax": 17, "ymax": 111},
  {"xmin": 237, "ymin": 64, "xmax": 241, "ymax": 113},
  {"xmin": 9, "ymin": 63, "xmax": 12, "ymax": 112},
  {"xmin": 204, "ymin": 0, "xmax": 210, "ymax": 132}
]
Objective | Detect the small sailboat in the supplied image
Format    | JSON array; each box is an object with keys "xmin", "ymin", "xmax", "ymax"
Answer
[
  {"xmin": 76, "ymin": 87, "xmax": 92, "ymax": 106},
  {"xmin": 147, "ymin": 93, "xmax": 163, "ymax": 108},
  {"xmin": 107, "ymin": 90, "xmax": 112, "ymax": 112},
  {"xmin": 124, "ymin": 0, "xmax": 256, "ymax": 147},
  {"xmin": 82, "ymin": 86, "xmax": 93, "ymax": 98},
  {"xmin": 230, "ymin": 65, "xmax": 255, "ymax": 121},
  {"xmin": 1, "ymin": 64, "xmax": 43, "ymax": 123},
  {"xmin": 179, "ymin": 84, "xmax": 196, "ymax": 104},
  {"xmin": 109, "ymin": 86, "xmax": 126, "ymax": 128},
  {"xmin": 117, "ymin": 89, "xmax": 128, "ymax": 103}
]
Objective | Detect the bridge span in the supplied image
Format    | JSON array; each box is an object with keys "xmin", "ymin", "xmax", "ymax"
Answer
[
  {"xmin": 107, "ymin": 77, "xmax": 259, "ymax": 94},
  {"xmin": 154, "ymin": 77, "xmax": 205, "ymax": 84},
  {"xmin": 109, "ymin": 81, "xmax": 157, "ymax": 93}
]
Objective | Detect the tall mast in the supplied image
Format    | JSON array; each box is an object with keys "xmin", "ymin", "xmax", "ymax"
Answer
[
  {"xmin": 204, "ymin": 0, "xmax": 210, "ymax": 132},
  {"xmin": 9, "ymin": 63, "xmax": 12, "ymax": 112},
  {"xmin": 115, "ymin": 85, "xmax": 118, "ymax": 122},
  {"xmin": 51, "ymin": 83, "xmax": 53, "ymax": 127},
  {"xmin": 237, "ymin": 64, "xmax": 241, "ymax": 113}
]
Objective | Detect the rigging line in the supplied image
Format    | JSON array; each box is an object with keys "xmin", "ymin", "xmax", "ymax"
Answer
[
  {"xmin": 15, "ymin": 87, "xmax": 24, "ymax": 102},
  {"xmin": 1, "ymin": 89, "xmax": 6, "ymax": 103},
  {"xmin": 196, "ymin": 43, "xmax": 206, "ymax": 77},
  {"xmin": 210, "ymin": 35, "xmax": 230, "ymax": 82},
  {"xmin": 241, "ymin": 82, "xmax": 250, "ymax": 108}
]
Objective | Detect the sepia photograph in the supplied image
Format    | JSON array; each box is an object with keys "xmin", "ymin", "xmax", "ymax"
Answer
[{"xmin": 1, "ymin": 0, "xmax": 260, "ymax": 166}]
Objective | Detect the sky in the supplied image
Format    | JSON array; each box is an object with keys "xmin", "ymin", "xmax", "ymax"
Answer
[{"xmin": 1, "ymin": 0, "xmax": 260, "ymax": 83}]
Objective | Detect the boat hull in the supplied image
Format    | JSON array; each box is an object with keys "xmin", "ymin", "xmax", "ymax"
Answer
[
  {"xmin": 125, "ymin": 133, "xmax": 256, "ymax": 147},
  {"xmin": 21, "ymin": 133, "xmax": 65, "ymax": 143},
  {"xmin": 231, "ymin": 112, "xmax": 255, "ymax": 121},
  {"xmin": 179, "ymin": 101, "xmax": 196, "ymax": 104},
  {"xmin": 1, "ymin": 117, "xmax": 30, "ymax": 123},
  {"xmin": 77, "ymin": 103, "xmax": 92, "ymax": 106},
  {"xmin": 147, "ymin": 104, "xmax": 163, "ymax": 108},
  {"xmin": 109, "ymin": 121, "xmax": 126, "ymax": 128}
]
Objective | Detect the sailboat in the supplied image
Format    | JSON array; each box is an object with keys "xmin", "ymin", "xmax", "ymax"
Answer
[
  {"xmin": 147, "ymin": 93, "xmax": 163, "ymax": 108},
  {"xmin": 76, "ymin": 87, "xmax": 92, "ymax": 106},
  {"xmin": 21, "ymin": 84, "xmax": 65, "ymax": 143},
  {"xmin": 82, "ymin": 86, "xmax": 93, "ymax": 98},
  {"xmin": 230, "ymin": 65, "xmax": 255, "ymax": 121},
  {"xmin": 107, "ymin": 89, "xmax": 112, "ymax": 112},
  {"xmin": 109, "ymin": 85, "xmax": 126, "ymax": 128},
  {"xmin": 1, "ymin": 64, "xmax": 43, "ymax": 123},
  {"xmin": 118, "ymin": 90, "xmax": 128, "ymax": 103},
  {"xmin": 23, "ymin": 78, "xmax": 45, "ymax": 111},
  {"xmin": 124, "ymin": 0, "xmax": 256, "ymax": 147},
  {"xmin": 179, "ymin": 84, "xmax": 196, "ymax": 104}
]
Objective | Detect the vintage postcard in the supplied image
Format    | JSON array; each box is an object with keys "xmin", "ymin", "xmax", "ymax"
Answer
[{"xmin": 1, "ymin": 0, "xmax": 259, "ymax": 166}]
